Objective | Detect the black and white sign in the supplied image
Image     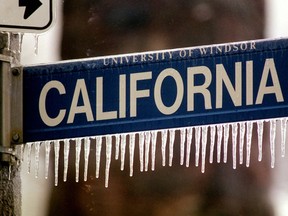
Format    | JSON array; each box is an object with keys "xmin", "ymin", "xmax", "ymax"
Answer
[{"xmin": 0, "ymin": 0, "xmax": 55, "ymax": 33}]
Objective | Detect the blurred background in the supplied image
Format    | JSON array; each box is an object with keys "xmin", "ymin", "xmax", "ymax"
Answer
[{"xmin": 20, "ymin": 0, "xmax": 288, "ymax": 215}]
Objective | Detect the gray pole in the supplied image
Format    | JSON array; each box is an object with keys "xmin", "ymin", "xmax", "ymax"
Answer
[{"xmin": 0, "ymin": 32, "xmax": 22, "ymax": 216}]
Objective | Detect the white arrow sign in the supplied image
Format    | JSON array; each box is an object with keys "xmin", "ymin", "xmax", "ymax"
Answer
[{"xmin": 0, "ymin": 0, "xmax": 55, "ymax": 33}]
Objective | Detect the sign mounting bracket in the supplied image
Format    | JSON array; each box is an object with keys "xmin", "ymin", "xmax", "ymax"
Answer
[{"xmin": 0, "ymin": 33, "xmax": 23, "ymax": 163}]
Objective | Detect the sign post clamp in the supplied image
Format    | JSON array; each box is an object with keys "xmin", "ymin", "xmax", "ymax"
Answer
[{"xmin": 0, "ymin": 33, "xmax": 23, "ymax": 164}]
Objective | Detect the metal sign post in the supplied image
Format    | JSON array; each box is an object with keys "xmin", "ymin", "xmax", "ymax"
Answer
[{"xmin": 0, "ymin": 33, "xmax": 22, "ymax": 216}]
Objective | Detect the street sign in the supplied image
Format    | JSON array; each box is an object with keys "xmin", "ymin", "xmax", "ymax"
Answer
[
  {"xmin": 23, "ymin": 38, "xmax": 288, "ymax": 142},
  {"xmin": 0, "ymin": 0, "xmax": 55, "ymax": 33}
]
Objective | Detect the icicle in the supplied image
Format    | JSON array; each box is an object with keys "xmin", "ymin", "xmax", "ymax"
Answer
[
  {"xmin": 239, "ymin": 122, "xmax": 246, "ymax": 164},
  {"xmin": 63, "ymin": 139, "xmax": 70, "ymax": 182},
  {"xmin": 180, "ymin": 128, "xmax": 186, "ymax": 165},
  {"xmin": 26, "ymin": 143, "xmax": 32, "ymax": 173},
  {"xmin": 168, "ymin": 129, "xmax": 175, "ymax": 167},
  {"xmin": 209, "ymin": 125, "xmax": 216, "ymax": 163},
  {"xmin": 223, "ymin": 124, "xmax": 230, "ymax": 163},
  {"xmin": 151, "ymin": 131, "xmax": 157, "ymax": 171},
  {"xmin": 144, "ymin": 131, "xmax": 151, "ymax": 171},
  {"xmin": 280, "ymin": 118, "xmax": 287, "ymax": 157},
  {"xmin": 8, "ymin": 165, "xmax": 11, "ymax": 181},
  {"xmin": 201, "ymin": 126, "xmax": 208, "ymax": 173},
  {"xmin": 44, "ymin": 141, "xmax": 51, "ymax": 179},
  {"xmin": 120, "ymin": 134, "xmax": 127, "ymax": 171},
  {"xmin": 54, "ymin": 140, "xmax": 60, "ymax": 186},
  {"xmin": 129, "ymin": 133, "xmax": 136, "ymax": 177},
  {"xmin": 270, "ymin": 119, "xmax": 276, "ymax": 168},
  {"xmin": 75, "ymin": 138, "xmax": 82, "ymax": 183},
  {"xmin": 18, "ymin": 33, "xmax": 24, "ymax": 53},
  {"xmin": 105, "ymin": 135, "xmax": 112, "ymax": 188},
  {"xmin": 84, "ymin": 137, "xmax": 91, "ymax": 181},
  {"xmin": 7, "ymin": 32, "xmax": 11, "ymax": 51},
  {"xmin": 139, "ymin": 132, "xmax": 144, "ymax": 172},
  {"xmin": 246, "ymin": 121, "xmax": 253, "ymax": 167},
  {"xmin": 257, "ymin": 120, "xmax": 264, "ymax": 161},
  {"xmin": 232, "ymin": 123, "xmax": 238, "ymax": 169},
  {"xmin": 115, "ymin": 134, "xmax": 120, "ymax": 160},
  {"xmin": 186, "ymin": 127, "xmax": 193, "ymax": 167},
  {"xmin": 34, "ymin": 34, "xmax": 39, "ymax": 55},
  {"xmin": 195, "ymin": 127, "xmax": 201, "ymax": 167},
  {"xmin": 95, "ymin": 136, "xmax": 102, "ymax": 178},
  {"xmin": 161, "ymin": 129, "xmax": 168, "ymax": 166},
  {"xmin": 34, "ymin": 142, "xmax": 40, "ymax": 178},
  {"xmin": 216, "ymin": 125, "xmax": 223, "ymax": 163},
  {"xmin": 20, "ymin": 144, "xmax": 24, "ymax": 162}
]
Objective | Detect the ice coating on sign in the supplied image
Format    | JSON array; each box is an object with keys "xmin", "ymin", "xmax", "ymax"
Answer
[
  {"xmin": 44, "ymin": 141, "xmax": 51, "ymax": 179},
  {"xmin": 63, "ymin": 139, "xmax": 70, "ymax": 182},
  {"xmin": 151, "ymin": 131, "xmax": 157, "ymax": 171},
  {"xmin": 209, "ymin": 125, "xmax": 216, "ymax": 164},
  {"xmin": 18, "ymin": 33, "xmax": 24, "ymax": 53},
  {"xmin": 180, "ymin": 128, "xmax": 186, "ymax": 166},
  {"xmin": 223, "ymin": 124, "xmax": 229, "ymax": 163},
  {"xmin": 201, "ymin": 126, "xmax": 208, "ymax": 173},
  {"xmin": 168, "ymin": 129, "xmax": 175, "ymax": 167},
  {"xmin": 239, "ymin": 122, "xmax": 246, "ymax": 164},
  {"xmin": 129, "ymin": 133, "xmax": 136, "ymax": 176},
  {"xmin": 115, "ymin": 134, "xmax": 120, "ymax": 160},
  {"xmin": 195, "ymin": 127, "xmax": 201, "ymax": 167},
  {"xmin": 75, "ymin": 138, "xmax": 82, "ymax": 182},
  {"xmin": 246, "ymin": 121, "xmax": 253, "ymax": 167},
  {"xmin": 34, "ymin": 142, "xmax": 40, "ymax": 178},
  {"xmin": 120, "ymin": 134, "xmax": 127, "ymax": 171},
  {"xmin": 105, "ymin": 135, "xmax": 112, "ymax": 188},
  {"xmin": 84, "ymin": 137, "xmax": 91, "ymax": 181},
  {"xmin": 161, "ymin": 130, "xmax": 168, "ymax": 167},
  {"xmin": 232, "ymin": 123, "xmax": 238, "ymax": 169},
  {"xmin": 257, "ymin": 120, "xmax": 264, "ymax": 161},
  {"xmin": 280, "ymin": 118, "xmax": 287, "ymax": 157},
  {"xmin": 20, "ymin": 144, "xmax": 24, "ymax": 162},
  {"xmin": 95, "ymin": 136, "xmax": 102, "ymax": 178},
  {"xmin": 139, "ymin": 132, "xmax": 144, "ymax": 172},
  {"xmin": 34, "ymin": 34, "xmax": 39, "ymax": 55},
  {"xmin": 216, "ymin": 125, "xmax": 223, "ymax": 163},
  {"xmin": 26, "ymin": 142, "xmax": 32, "ymax": 173},
  {"xmin": 144, "ymin": 131, "xmax": 151, "ymax": 171},
  {"xmin": 23, "ymin": 118, "xmax": 288, "ymax": 187},
  {"xmin": 54, "ymin": 140, "xmax": 60, "ymax": 186},
  {"xmin": 186, "ymin": 127, "xmax": 193, "ymax": 167},
  {"xmin": 270, "ymin": 119, "xmax": 276, "ymax": 168}
]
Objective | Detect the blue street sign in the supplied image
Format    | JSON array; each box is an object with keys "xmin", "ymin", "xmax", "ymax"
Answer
[{"xmin": 23, "ymin": 38, "xmax": 288, "ymax": 142}]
